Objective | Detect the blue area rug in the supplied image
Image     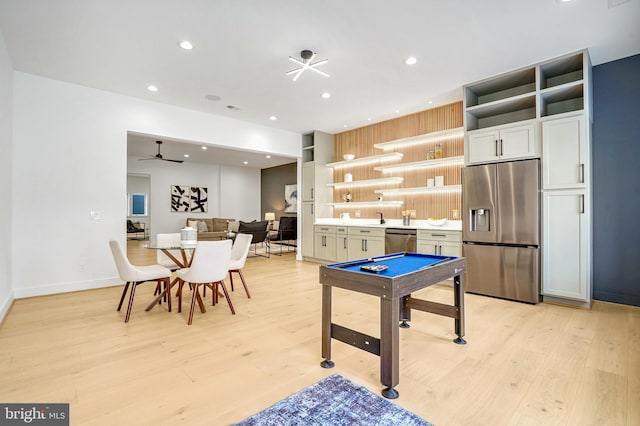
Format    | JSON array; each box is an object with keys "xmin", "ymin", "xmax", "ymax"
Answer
[{"xmin": 233, "ymin": 374, "xmax": 433, "ymax": 426}]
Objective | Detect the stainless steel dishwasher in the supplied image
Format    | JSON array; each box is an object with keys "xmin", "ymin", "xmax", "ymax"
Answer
[{"xmin": 384, "ymin": 228, "xmax": 417, "ymax": 254}]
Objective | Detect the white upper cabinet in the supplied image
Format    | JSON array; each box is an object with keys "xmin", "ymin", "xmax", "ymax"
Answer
[
  {"xmin": 463, "ymin": 50, "xmax": 589, "ymax": 166},
  {"xmin": 542, "ymin": 115, "xmax": 587, "ymax": 190},
  {"xmin": 466, "ymin": 123, "xmax": 536, "ymax": 164}
]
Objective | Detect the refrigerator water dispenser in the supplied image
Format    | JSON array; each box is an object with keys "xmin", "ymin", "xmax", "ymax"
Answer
[{"xmin": 470, "ymin": 208, "xmax": 490, "ymax": 232}]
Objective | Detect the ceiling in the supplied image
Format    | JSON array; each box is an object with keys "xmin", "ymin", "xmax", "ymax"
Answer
[
  {"xmin": 127, "ymin": 132, "xmax": 295, "ymax": 169},
  {"xmin": 1, "ymin": 0, "xmax": 638, "ymax": 166}
]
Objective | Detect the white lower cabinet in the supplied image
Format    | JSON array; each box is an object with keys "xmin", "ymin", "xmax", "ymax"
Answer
[
  {"xmin": 336, "ymin": 226, "xmax": 348, "ymax": 262},
  {"xmin": 347, "ymin": 226, "xmax": 385, "ymax": 259},
  {"xmin": 416, "ymin": 230, "xmax": 462, "ymax": 257},
  {"xmin": 542, "ymin": 190, "xmax": 590, "ymax": 301},
  {"xmin": 314, "ymin": 225, "xmax": 337, "ymax": 262}
]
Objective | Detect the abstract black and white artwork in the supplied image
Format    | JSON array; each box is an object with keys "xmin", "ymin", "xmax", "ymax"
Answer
[
  {"xmin": 190, "ymin": 186, "xmax": 208, "ymax": 213},
  {"xmin": 170, "ymin": 185, "xmax": 190, "ymax": 212},
  {"xmin": 171, "ymin": 185, "xmax": 209, "ymax": 212},
  {"xmin": 284, "ymin": 184, "xmax": 297, "ymax": 213}
]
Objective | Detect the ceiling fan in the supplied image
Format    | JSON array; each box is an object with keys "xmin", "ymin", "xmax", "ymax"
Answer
[{"xmin": 138, "ymin": 140, "xmax": 184, "ymax": 163}]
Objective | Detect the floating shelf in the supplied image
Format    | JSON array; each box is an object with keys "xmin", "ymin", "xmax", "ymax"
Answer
[
  {"xmin": 373, "ymin": 127, "xmax": 464, "ymax": 151},
  {"xmin": 327, "ymin": 177, "xmax": 403, "ymax": 189},
  {"xmin": 325, "ymin": 152, "xmax": 403, "ymax": 169},
  {"xmin": 374, "ymin": 184, "xmax": 462, "ymax": 196},
  {"xmin": 374, "ymin": 156, "xmax": 464, "ymax": 173},
  {"xmin": 328, "ymin": 201, "xmax": 404, "ymax": 208}
]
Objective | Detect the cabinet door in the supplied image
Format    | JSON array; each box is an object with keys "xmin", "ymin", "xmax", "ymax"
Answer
[
  {"xmin": 336, "ymin": 235, "xmax": 348, "ymax": 262},
  {"xmin": 301, "ymin": 202, "xmax": 314, "ymax": 258},
  {"xmin": 542, "ymin": 115, "xmax": 586, "ymax": 190},
  {"xmin": 364, "ymin": 237, "xmax": 385, "ymax": 257},
  {"xmin": 542, "ymin": 190, "xmax": 589, "ymax": 301},
  {"xmin": 417, "ymin": 240, "xmax": 439, "ymax": 255},
  {"xmin": 440, "ymin": 242, "xmax": 462, "ymax": 258},
  {"xmin": 314, "ymin": 233, "xmax": 336, "ymax": 262},
  {"xmin": 466, "ymin": 130, "xmax": 499, "ymax": 164},
  {"xmin": 500, "ymin": 123, "xmax": 535, "ymax": 160},
  {"xmin": 302, "ymin": 163, "xmax": 314, "ymax": 201},
  {"xmin": 347, "ymin": 237, "xmax": 368, "ymax": 260}
]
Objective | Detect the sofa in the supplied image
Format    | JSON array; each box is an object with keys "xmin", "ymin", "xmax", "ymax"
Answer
[{"xmin": 185, "ymin": 217, "xmax": 237, "ymax": 241}]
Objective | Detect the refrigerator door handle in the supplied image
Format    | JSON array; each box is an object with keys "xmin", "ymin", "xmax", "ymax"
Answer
[
  {"xmin": 580, "ymin": 163, "xmax": 585, "ymax": 183},
  {"xmin": 580, "ymin": 194, "xmax": 585, "ymax": 214}
]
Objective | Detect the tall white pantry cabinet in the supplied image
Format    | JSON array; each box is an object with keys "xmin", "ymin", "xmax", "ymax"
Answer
[
  {"xmin": 464, "ymin": 49, "xmax": 593, "ymax": 307},
  {"xmin": 301, "ymin": 131, "xmax": 334, "ymax": 258}
]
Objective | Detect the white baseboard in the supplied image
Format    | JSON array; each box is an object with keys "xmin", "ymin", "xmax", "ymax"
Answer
[
  {"xmin": 0, "ymin": 288, "xmax": 15, "ymax": 325},
  {"xmin": 13, "ymin": 277, "xmax": 122, "ymax": 299}
]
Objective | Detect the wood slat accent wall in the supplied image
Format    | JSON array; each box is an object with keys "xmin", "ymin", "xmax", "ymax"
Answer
[{"xmin": 333, "ymin": 101, "xmax": 463, "ymax": 220}]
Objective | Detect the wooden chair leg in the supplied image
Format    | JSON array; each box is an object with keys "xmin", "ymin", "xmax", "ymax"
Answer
[
  {"xmin": 125, "ymin": 282, "xmax": 138, "ymax": 323},
  {"xmin": 177, "ymin": 280, "xmax": 184, "ymax": 313},
  {"xmin": 236, "ymin": 269, "xmax": 250, "ymax": 298},
  {"xmin": 165, "ymin": 278, "xmax": 172, "ymax": 312},
  {"xmin": 117, "ymin": 282, "xmax": 130, "ymax": 311},
  {"xmin": 229, "ymin": 272, "xmax": 235, "ymax": 291},
  {"xmin": 188, "ymin": 284, "xmax": 199, "ymax": 325},
  {"xmin": 217, "ymin": 280, "xmax": 236, "ymax": 315}
]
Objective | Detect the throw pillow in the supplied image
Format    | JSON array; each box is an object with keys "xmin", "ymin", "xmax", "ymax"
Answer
[
  {"xmin": 187, "ymin": 220, "xmax": 199, "ymax": 230},
  {"xmin": 227, "ymin": 220, "xmax": 239, "ymax": 233},
  {"xmin": 197, "ymin": 220, "xmax": 208, "ymax": 232}
]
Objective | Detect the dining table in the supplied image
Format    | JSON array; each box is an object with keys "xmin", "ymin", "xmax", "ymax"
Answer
[{"xmin": 142, "ymin": 242, "xmax": 199, "ymax": 312}]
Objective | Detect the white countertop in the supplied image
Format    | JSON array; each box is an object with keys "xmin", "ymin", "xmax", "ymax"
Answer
[{"xmin": 314, "ymin": 218, "xmax": 462, "ymax": 231}]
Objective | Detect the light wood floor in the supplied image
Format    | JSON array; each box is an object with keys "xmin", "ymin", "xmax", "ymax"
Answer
[{"xmin": 0, "ymin": 240, "xmax": 638, "ymax": 425}]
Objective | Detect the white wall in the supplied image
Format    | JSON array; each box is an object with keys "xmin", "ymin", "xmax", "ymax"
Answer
[
  {"xmin": 127, "ymin": 156, "xmax": 261, "ymax": 235},
  {"xmin": 12, "ymin": 72, "xmax": 300, "ymax": 298},
  {"xmin": 0, "ymin": 30, "xmax": 13, "ymax": 322}
]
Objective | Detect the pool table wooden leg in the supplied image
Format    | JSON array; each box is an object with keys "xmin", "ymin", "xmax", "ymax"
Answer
[
  {"xmin": 380, "ymin": 297, "xmax": 399, "ymax": 399},
  {"xmin": 320, "ymin": 284, "xmax": 334, "ymax": 368},
  {"xmin": 453, "ymin": 274, "xmax": 467, "ymax": 345}
]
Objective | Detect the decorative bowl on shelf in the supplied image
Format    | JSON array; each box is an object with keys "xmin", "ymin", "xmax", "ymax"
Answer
[
  {"xmin": 343, "ymin": 154, "xmax": 355, "ymax": 161},
  {"xmin": 426, "ymin": 218, "xmax": 447, "ymax": 226}
]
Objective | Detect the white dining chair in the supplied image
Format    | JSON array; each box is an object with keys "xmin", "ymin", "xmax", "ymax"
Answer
[
  {"xmin": 176, "ymin": 240, "xmax": 233, "ymax": 325},
  {"xmin": 109, "ymin": 240, "xmax": 172, "ymax": 322},
  {"xmin": 228, "ymin": 233, "xmax": 253, "ymax": 298}
]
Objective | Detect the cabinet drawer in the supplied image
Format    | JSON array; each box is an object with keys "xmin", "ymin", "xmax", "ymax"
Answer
[
  {"xmin": 314, "ymin": 225, "xmax": 336, "ymax": 234},
  {"xmin": 417, "ymin": 229, "xmax": 461, "ymax": 242},
  {"xmin": 348, "ymin": 226, "xmax": 385, "ymax": 238}
]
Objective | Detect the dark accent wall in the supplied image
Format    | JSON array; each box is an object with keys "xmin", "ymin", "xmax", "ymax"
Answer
[
  {"xmin": 261, "ymin": 162, "xmax": 297, "ymax": 220},
  {"xmin": 592, "ymin": 54, "xmax": 640, "ymax": 306}
]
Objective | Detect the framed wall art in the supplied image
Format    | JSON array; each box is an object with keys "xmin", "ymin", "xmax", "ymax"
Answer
[{"xmin": 284, "ymin": 184, "xmax": 297, "ymax": 213}]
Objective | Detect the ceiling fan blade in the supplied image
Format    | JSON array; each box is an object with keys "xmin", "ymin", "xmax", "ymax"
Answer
[{"xmin": 161, "ymin": 158, "xmax": 184, "ymax": 163}]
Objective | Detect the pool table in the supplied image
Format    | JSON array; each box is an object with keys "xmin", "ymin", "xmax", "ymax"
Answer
[{"xmin": 319, "ymin": 252, "xmax": 467, "ymax": 399}]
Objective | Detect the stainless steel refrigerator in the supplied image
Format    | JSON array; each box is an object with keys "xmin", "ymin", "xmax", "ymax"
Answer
[{"xmin": 462, "ymin": 159, "xmax": 540, "ymax": 304}]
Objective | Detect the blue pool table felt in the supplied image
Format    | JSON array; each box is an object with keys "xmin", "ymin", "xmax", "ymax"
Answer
[{"xmin": 327, "ymin": 252, "xmax": 455, "ymax": 278}]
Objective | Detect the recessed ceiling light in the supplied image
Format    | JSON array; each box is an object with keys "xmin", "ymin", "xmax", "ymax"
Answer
[
  {"xmin": 183, "ymin": 154, "xmax": 189, "ymax": 158},
  {"xmin": 179, "ymin": 40, "xmax": 193, "ymax": 50},
  {"xmin": 428, "ymin": 101, "xmax": 433, "ymax": 104},
  {"xmin": 367, "ymin": 118, "xmax": 372, "ymax": 121},
  {"xmin": 269, "ymin": 115, "xmax": 278, "ymax": 121},
  {"xmin": 201, "ymin": 146, "xmax": 207, "ymax": 150},
  {"xmin": 147, "ymin": 85, "xmax": 158, "ymax": 92},
  {"xmin": 322, "ymin": 92, "xmax": 331, "ymax": 99},
  {"xmin": 266, "ymin": 155, "xmax": 271, "ymax": 159},
  {"xmin": 243, "ymin": 161, "xmax": 248, "ymax": 165},
  {"xmin": 395, "ymin": 109, "xmax": 401, "ymax": 113},
  {"xmin": 343, "ymin": 124, "xmax": 348, "ymax": 128},
  {"xmin": 404, "ymin": 57, "xmax": 417, "ymax": 65}
]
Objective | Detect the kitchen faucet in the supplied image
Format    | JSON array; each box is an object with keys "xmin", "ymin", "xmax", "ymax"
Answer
[{"xmin": 376, "ymin": 211, "xmax": 385, "ymax": 225}]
